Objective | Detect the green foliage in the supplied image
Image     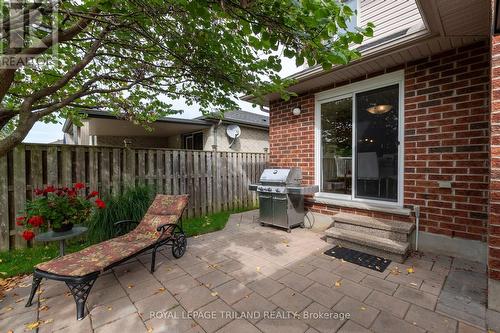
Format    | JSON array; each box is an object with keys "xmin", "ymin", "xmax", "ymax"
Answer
[
  {"xmin": 182, "ymin": 206, "xmax": 254, "ymax": 237},
  {"xmin": 86, "ymin": 185, "xmax": 156, "ymax": 244},
  {"xmin": 1, "ymin": 0, "xmax": 374, "ymax": 148}
]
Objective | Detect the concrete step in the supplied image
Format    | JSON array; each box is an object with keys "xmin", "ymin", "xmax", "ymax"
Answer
[
  {"xmin": 325, "ymin": 227, "xmax": 411, "ymax": 263},
  {"xmin": 332, "ymin": 213, "xmax": 414, "ymax": 242}
]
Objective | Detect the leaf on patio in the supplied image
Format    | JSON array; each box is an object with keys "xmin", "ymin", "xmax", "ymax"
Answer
[
  {"xmin": 64, "ymin": 291, "xmax": 72, "ymax": 297},
  {"xmin": 107, "ymin": 306, "xmax": 113, "ymax": 311},
  {"xmin": 487, "ymin": 329, "xmax": 496, "ymax": 333},
  {"xmin": 24, "ymin": 320, "xmax": 42, "ymax": 330},
  {"xmin": 334, "ymin": 281, "xmax": 341, "ymax": 287},
  {"xmin": 407, "ymin": 267, "xmax": 415, "ymax": 274},
  {"xmin": 340, "ymin": 259, "xmax": 346, "ymax": 263},
  {"xmin": 410, "ymin": 282, "xmax": 418, "ymax": 287},
  {"xmin": 127, "ymin": 285, "xmax": 134, "ymax": 289},
  {"xmin": 147, "ymin": 326, "xmax": 154, "ymax": 333},
  {"xmin": 157, "ymin": 287, "xmax": 166, "ymax": 293},
  {"xmin": 39, "ymin": 305, "xmax": 49, "ymax": 311},
  {"xmin": 211, "ymin": 292, "xmax": 218, "ymax": 297},
  {"xmin": 5, "ymin": 306, "xmax": 13, "ymax": 312},
  {"xmin": 360, "ymin": 306, "xmax": 366, "ymax": 311},
  {"xmin": 15, "ymin": 298, "xmax": 25, "ymax": 303},
  {"xmin": 256, "ymin": 266, "xmax": 261, "ymax": 272},
  {"xmin": 39, "ymin": 298, "xmax": 47, "ymax": 303},
  {"xmin": 390, "ymin": 267, "xmax": 401, "ymax": 275},
  {"xmin": 7, "ymin": 330, "xmax": 13, "ymax": 333},
  {"xmin": 43, "ymin": 319, "xmax": 54, "ymax": 324}
]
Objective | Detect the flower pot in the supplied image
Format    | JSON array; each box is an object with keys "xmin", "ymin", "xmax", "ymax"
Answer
[{"xmin": 52, "ymin": 223, "xmax": 74, "ymax": 233}]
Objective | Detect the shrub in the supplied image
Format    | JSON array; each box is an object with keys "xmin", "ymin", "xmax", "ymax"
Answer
[{"xmin": 86, "ymin": 185, "xmax": 156, "ymax": 244}]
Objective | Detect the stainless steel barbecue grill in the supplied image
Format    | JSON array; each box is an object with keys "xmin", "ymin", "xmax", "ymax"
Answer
[{"xmin": 249, "ymin": 168, "xmax": 319, "ymax": 232}]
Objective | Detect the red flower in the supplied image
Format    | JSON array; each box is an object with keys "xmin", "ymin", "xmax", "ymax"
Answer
[
  {"xmin": 44, "ymin": 186, "xmax": 56, "ymax": 194},
  {"xmin": 34, "ymin": 188, "xmax": 44, "ymax": 195},
  {"xmin": 74, "ymin": 182, "xmax": 85, "ymax": 190},
  {"xmin": 67, "ymin": 189, "xmax": 77, "ymax": 197},
  {"xmin": 86, "ymin": 191, "xmax": 99, "ymax": 199},
  {"xmin": 16, "ymin": 216, "xmax": 25, "ymax": 226},
  {"xmin": 95, "ymin": 198, "xmax": 106, "ymax": 209},
  {"xmin": 28, "ymin": 215, "xmax": 44, "ymax": 227},
  {"xmin": 22, "ymin": 230, "xmax": 35, "ymax": 241}
]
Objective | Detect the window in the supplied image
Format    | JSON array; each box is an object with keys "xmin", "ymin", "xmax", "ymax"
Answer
[
  {"xmin": 183, "ymin": 132, "xmax": 204, "ymax": 150},
  {"xmin": 316, "ymin": 71, "xmax": 403, "ymax": 205}
]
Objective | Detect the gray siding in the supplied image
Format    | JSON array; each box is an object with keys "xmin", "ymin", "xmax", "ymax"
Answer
[{"xmin": 359, "ymin": 0, "xmax": 424, "ymax": 42}]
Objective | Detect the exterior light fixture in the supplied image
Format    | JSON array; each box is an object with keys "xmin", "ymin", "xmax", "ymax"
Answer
[
  {"xmin": 367, "ymin": 104, "xmax": 392, "ymax": 114},
  {"xmin": 292, "ymin": 107, "xmax": 301, "ymax": 116}
]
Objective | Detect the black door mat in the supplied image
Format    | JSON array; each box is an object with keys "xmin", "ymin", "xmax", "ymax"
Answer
[{"xmin": 324, "ymin": 246, "xmax": 392, "ymax": 272}]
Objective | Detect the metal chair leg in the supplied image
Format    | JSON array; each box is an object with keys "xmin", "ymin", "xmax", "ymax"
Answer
[
  {"xmin": 25, "ymin": 275, "xmax": 42, "ymax": 307},
  {"xmin": 151, "ymin": 246, "xmax": 158, "ymax": 273},
  {"xmin": 66, "ymin": 278, "xmax": 97, "ymax": 320}
]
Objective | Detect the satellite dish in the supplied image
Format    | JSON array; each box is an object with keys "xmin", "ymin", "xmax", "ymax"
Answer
[{"xmin": 226, "ymin": 124, "xmax": 241, "ymax": 148}]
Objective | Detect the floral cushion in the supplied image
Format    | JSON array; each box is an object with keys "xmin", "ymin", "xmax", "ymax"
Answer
[
  {"xmin": 146, "ymin": 194, "xmax": 189, "ymax": 216},
  {"xmin": 36, "ymin": 194, "xmax": 189, "ymax": 277}
]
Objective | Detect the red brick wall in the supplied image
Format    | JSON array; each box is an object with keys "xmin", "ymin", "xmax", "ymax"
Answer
[
  {"xmin": 269, "ymin": 42, "xmax": 490, "ymax": 241},
  {"xmin": 490, "ymin": 35, "xmax": 500, "ymax": 280}
]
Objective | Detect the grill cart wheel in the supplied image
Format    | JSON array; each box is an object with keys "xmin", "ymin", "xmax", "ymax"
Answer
[{"xmin": 172, "ymin": 234, "xmax": 187, "ymax": 258}]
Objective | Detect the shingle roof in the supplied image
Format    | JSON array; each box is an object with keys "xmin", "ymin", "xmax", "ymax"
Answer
[{"xmin": 202, "ymin": 110, "xmax": 269, "ymax": 128}]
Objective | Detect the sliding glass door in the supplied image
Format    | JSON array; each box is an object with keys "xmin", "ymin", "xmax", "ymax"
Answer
[{"xmin": 318, "ymin": 80, "xmax": 401, "ymax": 204}]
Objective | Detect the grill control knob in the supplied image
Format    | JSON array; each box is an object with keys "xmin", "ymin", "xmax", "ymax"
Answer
[{"xmin": 275, "ymin": 188, "xmax": 280, "ymax": 193}]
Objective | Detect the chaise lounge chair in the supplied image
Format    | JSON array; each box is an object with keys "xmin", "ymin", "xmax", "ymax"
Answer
[{"xmin": 25, "ymin": 194, "xmax": 189, "ymax": 320}]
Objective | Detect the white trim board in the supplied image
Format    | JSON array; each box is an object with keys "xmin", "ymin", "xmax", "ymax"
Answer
[{"xmin": 314, "ymin": 70, "xmax": 405, "ymax": 207}]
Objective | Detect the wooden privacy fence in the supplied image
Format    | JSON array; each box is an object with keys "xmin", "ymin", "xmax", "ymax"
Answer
[{"xmin": 0, "ymin": 143, "xmax": 268, "ymax": 250}]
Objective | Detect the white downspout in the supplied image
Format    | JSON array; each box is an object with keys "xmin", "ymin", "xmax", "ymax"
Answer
[{"xmin": 414, "ymin": 205, "xmax": 420, "ymax": 251}]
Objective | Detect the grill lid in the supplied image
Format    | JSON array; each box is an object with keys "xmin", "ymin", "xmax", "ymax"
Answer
[{"xmin": 259, "ymin": 168, "xmax": 302, "ymax": 184}]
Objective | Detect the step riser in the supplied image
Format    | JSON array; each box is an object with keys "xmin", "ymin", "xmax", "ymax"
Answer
[
  {"xmin": 334, "ymin": 221, "xmax": 410, "ymax": 242},
  {"xmin": 325, "ymin": 236, "xmax": 409, "ymax": 263}
]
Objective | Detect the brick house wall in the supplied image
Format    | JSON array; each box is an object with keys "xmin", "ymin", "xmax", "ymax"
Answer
[
  {"xmin": 269, "ymin": 42, "xmax": 490, "ymax": 242},
  {"xmin": 490, "ymin": 35, "xmax": 500, "ymax": 281}
]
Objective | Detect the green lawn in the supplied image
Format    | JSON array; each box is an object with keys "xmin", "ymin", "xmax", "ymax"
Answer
[{"xmin": 0, "ymin": 208, "xmax": 253, "ymax": 279}]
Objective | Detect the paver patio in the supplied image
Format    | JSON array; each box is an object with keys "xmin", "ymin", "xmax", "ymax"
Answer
[{"xmin": 1, "ymin": 210, "xmax": 498, "ymax": 333}]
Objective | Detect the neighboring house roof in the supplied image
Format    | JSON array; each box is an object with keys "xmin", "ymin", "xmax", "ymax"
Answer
[
  {"xmin": 62, "ymin": 110, "xmax": 212, "ymax": 133},
  {"xmin": 199, "ymin": 110, "xmax": 269, "ymax": 129}
]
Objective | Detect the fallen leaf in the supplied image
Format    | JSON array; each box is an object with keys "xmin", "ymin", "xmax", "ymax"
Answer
[
  {"xmin": 64, "ymin": 291, "xmax": 71, "ymax": 297},
  {"xmin": 211, "ymin": 292, "xmax": 218, "ymax": 297},
  {"xmin": 157, "ymin": 287, "xmax": 166, "ymax": 293},
  {"xmin": 39, "ymin": 298, "xmax": 47, "ymax": 303},
  {"xmin": 334, "ymin": 281, "xmax": 341, "ymax": 287},
  {"xmin": 360, "ymin": 306, "xmax": 366, "ymax": 311},
  {"xmin": 340, "ymin": 259, "xmax": 346, "ymax": 263},
  {"xmin": 15, "ymin": 298, "xmax": 24, "ymax": 303},
  {"xmin": 25, "ymin": 321, "xmax": 41, "ymax": 330},
  {"xmin": 127, "ymin": 285, "xmax": 134, "ymax": 289},
  {"xmin": 407, "ymin": 267, "xmax": 415, "ymax": 274},
  {"xmin": 147, "ymin": 326, "xmax": 154, "ymax": 333},
  {"xmin": 410, "ymin": 282, "xmax": 418, "ymax": 287},
  {"xmin": 487, "ymin": 329, "xmax": 496, "ymax": 333},
  {"xmin": 39, "ymin": 305, "xmax": 49, "ymax": 311},
  {"xmin": 107, "ymin": 306, "xmax": 113, "ymax": 311},
  {"xmin": 7, "ymin": 330, "xmax": 13, "ymax": 333},
  {"xmin": 256, "ymin": 266, "xmax": 261, "ymax": 272},
  {"xmin": 43, "ymin": 319, "xmax": 54, "ymax": 324}
]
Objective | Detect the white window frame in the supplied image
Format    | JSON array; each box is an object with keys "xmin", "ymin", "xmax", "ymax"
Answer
[{"xmin": 314, "ymin": 70, "xmax": 405, "ymax": 207}]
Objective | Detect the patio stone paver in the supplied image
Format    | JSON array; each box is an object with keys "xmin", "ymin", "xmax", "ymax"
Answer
[
  {"xmin": 393, "ymin": 285, "xmax": 438, "ymax": 310},
  {"xmin": 89, "ymin": 296, "xmax": 137, "ymax": 328},
  {"xmin": 306, "ymin": 268, "xmax": 342, "ymax": 287},
  {"xmin": 360, "ymin": 275, "xmax": 398, "ymax": 295},
  {"xmin": 134, "ymin": 290, "xmax": 179, "ymax": 316},
  {"xmin": 404, "ymin": 304, "xmax": 457, "ymax": 333},
  {"xmin": 162, "ymin": 274, "xmax": 201, "ymax": 295},
  {"xmin": 269, "ymin": 287, "xmax": 312, "ymax": 313},
  {"xmin": 94, "ymin": 313, "xmax": 147, "ymax": 333},
  {"xmin": 365, "ymin": 291, "xmax": 410, "ymax": 318},
  {"xmin": 302, "ymin": 283, "xmax": 344, "ymax": 309},
  {"xmin": 332, "ymin": 296, "xmax": 379, "ymax": 328},
  {"xmin": 247, "ymin": 276, "xmax": 285, "ymax": 298},
  {"xmin": 302, "ymin": 301, "xmax": 347, "ymax": 333},
  {"xmin": 6, "ymin": 209, "xmax": 492, "ymax": 333},
  {"xmin": 197, "ymin": 269, "xmax": 234, "ymax": 288},
  {"xmin": 278, "ymin": 271, "xmax": 314, "ymax": 292},
  {"xmin": 337, "ymin": 321, "xmax": 371, "ymax": 333},
  {"xmin": 216, "ymin": 319, "xmax": 262, "ymax": 333},
  {"xmin": 175, "ymin": 284, "xmax": 216, "ymax": 311},
  {"xmin": 371, "ymin": 312, "xmax": 425, "ymax": 333},
  {"xmin": 232, "ymin": 292, "xmax": 278, "ymax": 323},
  {"xmin": 194, "ymin": 299, "xmax": 234, "ymax": 333},
  {"xmin": 213, "ymin": 279, "xmax": 253, "ymax": 305},
  {"xmin": 331, "ymin": 277, "xmax": 372, "ymax": 302}
]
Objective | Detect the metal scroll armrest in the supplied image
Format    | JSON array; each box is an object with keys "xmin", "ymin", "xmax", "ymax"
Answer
[{"xmin": 113, "ymin": 220, "xmax": 139, "ymax": 236}]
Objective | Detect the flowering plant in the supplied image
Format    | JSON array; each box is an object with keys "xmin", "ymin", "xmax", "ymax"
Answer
[{"xmin": 17, "ymin": 183, "xmax": 106, "ymax": 241}]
